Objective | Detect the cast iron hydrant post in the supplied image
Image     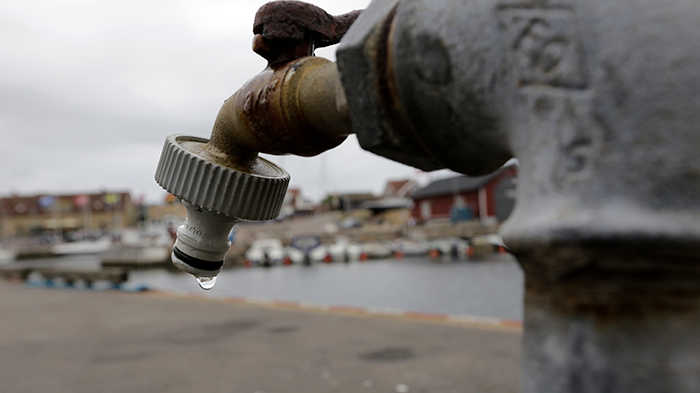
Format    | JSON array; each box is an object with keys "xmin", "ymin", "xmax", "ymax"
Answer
[{"xmin": 336, "ymin": 0, "xmax": 700, "ymax": 392}]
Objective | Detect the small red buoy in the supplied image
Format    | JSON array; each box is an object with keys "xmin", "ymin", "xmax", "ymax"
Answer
[
  {"xmin": 467, "ymin": 246, "xmax": 475, "ymax": 258},
  {"xmin": 359, "ymin": 252, "xmax": 369, "ymax": 261},
  {"xmin": 323, "ymin": 254, "xmax": 332, "ymax": 263},
  {"xmin": 429, "ymin": 249, "xmax": 440, "ymax": 258},
  {"xmin": 395, "ymin": 251, "xmax": 404, "ymax": 259},
  {"xmin": 243, "ymin": 259, "xmax": 252, "ymax": 268}
]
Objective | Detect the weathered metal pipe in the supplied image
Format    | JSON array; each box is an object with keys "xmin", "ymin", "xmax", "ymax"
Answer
[{"xmin": 206, "ymin": 56, "xmax": 351, "ymax": 168}]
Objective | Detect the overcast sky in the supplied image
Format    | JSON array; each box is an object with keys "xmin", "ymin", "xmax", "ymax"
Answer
[{"xmin": 0, "ymin": 0, "xmax": 458, "ymax": 204}]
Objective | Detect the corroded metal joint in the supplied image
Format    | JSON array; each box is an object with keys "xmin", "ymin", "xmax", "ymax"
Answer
[
  {"xmin": 252, "ymin": 1, "xmax": 362, "ymax": 65},
  {"xmin": 204, "ymin": 1, "xmax": 364, "ymax": 166},
  {"xmin": 337, "ymin": 0, "xmax": 514, "ymax": 175},
  {"xmin": 207, "ymin": 56, "xmax": 351, "ymax": 163}
]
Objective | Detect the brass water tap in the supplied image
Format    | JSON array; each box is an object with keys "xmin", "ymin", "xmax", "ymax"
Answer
[
  {"xmin": 209, "ymin": 1, "xmax": 361, "ymax": 164},
  {"xmin": 154, "ymin": 2, "xmax": 360, "ymax": 289}
]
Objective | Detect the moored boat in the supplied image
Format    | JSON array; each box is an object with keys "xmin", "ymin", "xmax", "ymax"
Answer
[
  {"xmin": 245, "ymin": 238, "xmax": 287, "ymax": 267},
  {"xmin": 52, "ymin": 236, "xmax": 113, "ymax": 255},
  {"xmin": 328, "ymin": 236, "xmax": 364, "ymax": 262}
]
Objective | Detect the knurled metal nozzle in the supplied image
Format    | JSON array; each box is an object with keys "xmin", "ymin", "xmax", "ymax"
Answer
[{"xmin": 155, "ymin": 134, "xmax": 290, "ymax": 221}]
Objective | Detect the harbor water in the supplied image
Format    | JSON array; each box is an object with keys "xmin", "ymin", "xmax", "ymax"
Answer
[{"xmin": 17, "ymin": 253, "xmax": 524, "ymax": 321}]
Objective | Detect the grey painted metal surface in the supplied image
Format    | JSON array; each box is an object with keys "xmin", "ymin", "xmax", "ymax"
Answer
[
  {"xmin": 337, "ymin": 0, "xmax": 447, "ymax": 171},
  {"xmin": 338, "ymin": 0, "xmax": 700, "ymax": 391},
  {"xmin": 494, "ymin": 176, "xmax": 516, "ymax": 222}
]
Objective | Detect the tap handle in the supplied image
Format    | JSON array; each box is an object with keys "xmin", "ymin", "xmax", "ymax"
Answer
[{"xmin": 252, "ymin": 1, "xmax": 362, "ymax": 66}]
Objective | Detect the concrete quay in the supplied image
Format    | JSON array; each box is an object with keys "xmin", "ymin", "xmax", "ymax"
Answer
[{"xmin": 0, "ymin": 281, "xmax": 521, "ymax": 393}]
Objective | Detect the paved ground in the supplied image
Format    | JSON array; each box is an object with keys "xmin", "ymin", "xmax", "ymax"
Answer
[{"xmin": 0, "ymin": 281, "xmax": 521, "ymax": 393}]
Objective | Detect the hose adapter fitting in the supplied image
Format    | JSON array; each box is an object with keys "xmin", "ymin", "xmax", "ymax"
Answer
[{"xmin": 155, "ymin": 135, "xmax": 289, "ymax": 289}]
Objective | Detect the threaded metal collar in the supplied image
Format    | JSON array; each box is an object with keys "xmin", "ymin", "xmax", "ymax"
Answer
[{"xmin": 155, "ymin": 134, "xmax": 290, "ymax": 220}]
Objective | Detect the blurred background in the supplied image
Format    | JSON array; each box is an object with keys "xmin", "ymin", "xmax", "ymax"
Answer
[{"xmin": 0, "ymin": 2, "xmax": 523, "ymax": 391}]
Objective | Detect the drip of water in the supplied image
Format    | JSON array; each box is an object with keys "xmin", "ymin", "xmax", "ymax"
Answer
[{"xmin": 195, "ymin": 275, "xmax": 217, "ymax": 290}]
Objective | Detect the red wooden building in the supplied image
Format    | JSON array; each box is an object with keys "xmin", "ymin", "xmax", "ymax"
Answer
[{"xmin": 411, "ymin": 163, "xmax": 518, "ymax": 223}]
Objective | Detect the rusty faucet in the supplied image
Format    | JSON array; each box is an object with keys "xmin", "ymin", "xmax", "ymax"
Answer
[
  {"xmin": 154, "ymin": 2, "xmax": 361, "ymax": 289},
  {"xmin": 209, "ymin": 2, "xmax": 362, "ymax": 164}
]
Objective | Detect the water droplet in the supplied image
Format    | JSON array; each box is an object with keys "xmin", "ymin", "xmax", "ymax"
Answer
[{"xmin": 195, "ymin": 275, "xmax": 217, "ymax": 290}]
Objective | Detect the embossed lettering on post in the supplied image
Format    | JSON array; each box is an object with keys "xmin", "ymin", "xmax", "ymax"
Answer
[
  {"xmin": 498, "ymin": 8, "xmax": 588, "ymax": 90},
  {"xmin": 498, "ymin": 1, "xmax": 601, "ymax": 185}
]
